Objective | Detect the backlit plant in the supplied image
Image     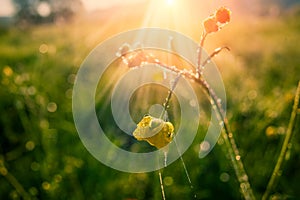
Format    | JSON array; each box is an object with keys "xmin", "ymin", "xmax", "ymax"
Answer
[{"xmin": 118, "ymin": 7, "xmax": 300, "ymax": 200}]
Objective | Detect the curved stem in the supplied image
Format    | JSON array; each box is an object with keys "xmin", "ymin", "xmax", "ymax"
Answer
[
  {"xmin": 159, "ymin": 74, "xmax": 181, "ymax": 119},
  {"xmin": 127, "ymin": 49, "xmax": 256, "ymax": 199},
  {"xmin": 262, "ymin": 81, "xmax": 300, "ymax": 200},
  {"xmin": 191, "ymin": 75, "xmax": 256, "ymax": 200},
  {"xmin": 196, "ymin": 32, "xmax": 207, "ymax": 77},
  {"xmin": 146, "ymin": 61, "xmax": 256, "ymax": 200}
]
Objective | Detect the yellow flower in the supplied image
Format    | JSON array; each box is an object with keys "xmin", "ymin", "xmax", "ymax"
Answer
[{"xmin": 133, "ymin": 115, "xmax": 174, "ymax": 149}]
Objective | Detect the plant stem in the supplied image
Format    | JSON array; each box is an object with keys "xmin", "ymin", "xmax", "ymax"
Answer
[
  {"xmin": 196, "ymin": 32, "xmax": 207, "ymax": 77},
  {"xmin": 159, "ymin": 74, "xmax": 181, "ymax": 119},
  {"xmin": 129, "ymin": 46, "xmax": 256, "ymax": 199},
  {"xmin": 193, "ymin": 76, "xmax": 256, "ymax": 200},
  {"xmin": 0, "ymin": 158, "xmax": 30, "ymax": 200},
  {"xmin": 262, "ymin": 81, "xmax": 300, "ymax": 200},
  {"xmin": 158, "ymin": 170, "xmax": 166, "ymax": 200},
  {"xmin": 147, "ymin": 61, "xmax": 256, "ymax": 199}
]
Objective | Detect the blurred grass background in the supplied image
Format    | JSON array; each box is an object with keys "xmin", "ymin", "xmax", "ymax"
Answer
[{"xmin": 1, "ymin": 1, "xmax": 300, "ymax": 199}]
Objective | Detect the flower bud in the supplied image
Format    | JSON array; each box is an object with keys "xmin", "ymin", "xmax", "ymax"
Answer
[
  {"xmin": 216, "ymin": 7, "xmax": 231, "ymax": 24},
  {"xmin": 203, "ymin": 16, "xmax": 219, "ymax": 34}
]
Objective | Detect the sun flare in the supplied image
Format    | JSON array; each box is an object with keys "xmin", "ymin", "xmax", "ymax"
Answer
[{"xmin": 166, "ymin": 0, "xmax": 174, "ymax": 6}]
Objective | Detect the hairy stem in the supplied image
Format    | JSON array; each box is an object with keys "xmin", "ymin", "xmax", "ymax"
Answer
[
  {"xmin": 262, "ymin": 81, "xmax": 300, "ymax": 200},
  {"xmin": 196, "ymin": 32, "xmax": 207, "ymax": 77},
  {"xmin": 160, "ymin": 74, "xmax": 181, "ymax": 119},
  {"xmin": 191, "ymin": 76, "xmax": 256, "ymax": 200},
  {"xmin": 201, "ymin": 46, "xmax": 230, "ymax": 67},
  {"xmin": 148, "ymin": 60, "xmax": 256, "ymax": 199},
  {"xmin": 127, "ymin": 47, "xmax": 255, "ymax": 199}
]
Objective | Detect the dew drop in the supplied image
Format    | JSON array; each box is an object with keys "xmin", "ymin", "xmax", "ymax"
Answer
[
  {"xmin": 200, "ymin": 141, "xmax": 210, "ymax": 152},
  {"xmin": 240, "ymin": 183, "xmax": 246, "ymax": 190},
  {"xmin": 116, "ymin": 43, "xmax": 131, "ymax": 57},
  {"xmin": 241, "ymin": 174, "xmax": 249, "ymax": 182},
  {"xmin": 189, "ymin": 99, "xmax": 197, "ymax": 107},
  {"xmin": 168, "ymin": 36, "xmax": 174, "ymax": 50},
  {"xmin": 163, "ymin": 70, "xmax": 167, "ymax": 79},
  {"xmin": 164, "ymin": 151, "xmax": 168, "ymax": 167}
]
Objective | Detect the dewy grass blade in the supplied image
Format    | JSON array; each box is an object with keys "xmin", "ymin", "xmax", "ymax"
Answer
[{"xmin": 262, "ymin": 81, "xmax": 300, "ymax": 200}]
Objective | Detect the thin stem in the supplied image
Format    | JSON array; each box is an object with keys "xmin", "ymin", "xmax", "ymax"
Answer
[
  {"xmin": 196, "ymin": 32, "xmax": 207, "ymax": 77},
  {"xmin": 262, "ymin": 81, "xmax": 300, "ymax": 200},
  {"xmin": 173, "ymin": 137, "xmax": 197, "ymax": 199},
  {"xmin": 201, "ymin": 46, "xmax": 230, "ymax": 67},
  {"xmin": 159, "ymin": 74, "xmax": 181, "ymax": 119},
  {"xmin": 146, "ymin": 62, "xmax": 256, "ymax": 200},
  {"xmin": 158, "ymin": 170, "xmax": 166, "ymax": 200},
  {"xmin": 0, "ymin": 158, "xmax": 30, "ymax": 200},
  {"xmin": 196, "ymin": 77, "xmax": 256, "ymax": 200},
  {"xmin": 127, "ymin": 49, "xmax": 255, "ymax": 199}
]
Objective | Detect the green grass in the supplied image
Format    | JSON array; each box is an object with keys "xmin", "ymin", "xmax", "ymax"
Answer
[{"xmin": 0, "ymin": 9, "xmax": 300, "ymax": 200}]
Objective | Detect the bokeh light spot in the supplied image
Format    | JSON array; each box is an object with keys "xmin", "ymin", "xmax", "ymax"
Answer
[
  {"xmin": 37, "ymin": 2, "xmax": 51, "ymax": 17},
  {"xmin": 164, "ymin": 176, "xmax": 174, "ymax": 186},
  {"xmin": 29, "ymin": 187, "xmax": 38, "ymax": 196},
  {"xmin": 39, "ymin": 119, "xmax": 49, "ymax": 129},
  {"xmin": 3, "ymin": 66, "xmax": 13, "ymax": 77},
  {"xmin": 42, "ymin": 181, "xmax": 51, "ymax": 190},
  {"xmin": 39, "ymin": 44, "xmax": 49, "ymax": 54},
  {"xmin": 0, "ymin": 167, "xmax": 8, "ymax": 176},
  {"xmin": 25, "ymin": 141, "xmax": 35, "ymax": 151},
  {"xmin": 47, "ymin": 102, "xmax": 57, "ymax": 112},
  {"xmin": 31, "ymin": 162, "xmax": 40, "ymax": 171},
  {"xmin": 220, "ymin": 172, "xmax": 230, "ymax": 182}
]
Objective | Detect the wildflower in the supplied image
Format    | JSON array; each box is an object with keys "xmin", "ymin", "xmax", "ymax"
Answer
[
  {"xmin": 133, "ymin": 115, "xmax": 174, "ymax": 149},
  {"xmin": 215, "ymin": 7, "xmax": 231, "ymax": 24},
  {"xmin": 203, "ymin": 16, "xmax": 219, "ymax": 34},
  {"xmin": 202, "ymin": 7, "xmax": 231, "ymax": 34}
]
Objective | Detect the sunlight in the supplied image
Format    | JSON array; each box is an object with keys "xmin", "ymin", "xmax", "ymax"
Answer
[
  {"xmin": 142, "ymin": 0, "xmax": 195, "ymax": 32},
  {"xmin": 166, "ymin": 0, "xmax": 174, "ymax": 6}
]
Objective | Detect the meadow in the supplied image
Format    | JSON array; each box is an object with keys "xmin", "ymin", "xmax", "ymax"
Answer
[{"xmin": 0, "ymin": 5, "xmax": 300, "ymax": 200}]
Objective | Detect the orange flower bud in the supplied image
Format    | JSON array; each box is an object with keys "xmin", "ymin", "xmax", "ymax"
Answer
[
  {"xmin": 203, "ymin": 16, "xmax": 219, "ymax": 34},
  {"xmin": 215, "ymin": 7, "xmax": 231, "ymax": 24}
]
